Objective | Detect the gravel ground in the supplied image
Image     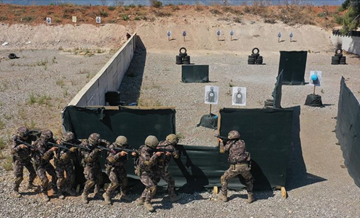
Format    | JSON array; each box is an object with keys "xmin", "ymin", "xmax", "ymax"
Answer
[{"xmin": 1, "ymin": 46, "xmax": 360, "ymax": 217}]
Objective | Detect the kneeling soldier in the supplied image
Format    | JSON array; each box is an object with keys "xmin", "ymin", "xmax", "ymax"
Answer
[
  {"xmin": 218, "ymin": 130, "xmax": 255, "ymax": 203},
  {"xmin": 103, "ymin": 136, "xmax": 136, "ymax": 205},
  {"xmin": 11, "ymin": 127, "xmax": 37, "ymax": 198}
]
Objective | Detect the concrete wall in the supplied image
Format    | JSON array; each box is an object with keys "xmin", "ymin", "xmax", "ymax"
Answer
[
  {"xmin": 68, "ymin": 33, "xmax": 136, "ymax": 106},
  {"xmin": 331, "ymin": 35, "xmax": 360, "ymax": 55}
]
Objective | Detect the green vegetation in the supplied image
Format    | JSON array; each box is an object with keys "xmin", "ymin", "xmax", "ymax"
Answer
[
  {"xmin": 150, "ymin": 0, "xmax": 162, "ymax": 8},
  {"xmin": 108, "ymin": 6, "xmax": 116, "ymax": 11},
  {"xmin": 0, "ymin": 137, "xmax": 6, "ymax": 150},
  {"xmin": 3, "ymin": 156, "xmax": 13, "ymax": 171},
  {"xmin": 339, "ymin": 0, "xmax": 360, "ymax": 33},
  {"xmin": 56, "ymin": 78, "xmax": 65, "ymax": 88}
]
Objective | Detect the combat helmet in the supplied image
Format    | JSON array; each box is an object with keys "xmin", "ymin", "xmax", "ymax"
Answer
[
  {"xmin": 41, "ymin": 129, "xmax": 53, "ymax": 141},
  {"xmin": 62, "ymin": 132, "xmax": 75, "ymax": 142},
  {"xmin": 17, "ymin": 126, "xmax": 29, "ymax": 139},
  {"xmin": 145, "ymin": 135, "xmax": 159, "ymax": 148},
  {"xmin": 88, "ymin": 133, "xmax": 100, "ymax": 145},
  {"xmin": 228, "ymin": 130, "xmax": 240, "ymax": 140},
  {"xmin": 166, "ymin": 134, "xmax": 178, "ymax": 145},
  {"xmin": 114, "ymin": 136, "xmax": 128, "ymax": 147}
]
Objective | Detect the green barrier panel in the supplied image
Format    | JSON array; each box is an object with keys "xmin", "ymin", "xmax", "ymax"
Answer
[
  {"xmin": 181, "ymin": 65, "xmax": 209, "ymax": 83},
  {"xmin": 218, "ymin": 108, "xmax": 293, "ymax": 188},
  {"xmin": 63, "ymin": 106, "xmax": 293, "ymax": 192},
  {"xmin": 335, "ymin": 77, "xmax": 360, "ymax": 187},
  {"xmin": 278, "ymin": 51, "xmax": 307, "ymax": 85}
]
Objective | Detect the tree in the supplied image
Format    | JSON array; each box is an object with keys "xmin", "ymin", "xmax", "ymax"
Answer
[{"xmin": 340, "ymin": 0, "xmax": 360, "ymax": 33}]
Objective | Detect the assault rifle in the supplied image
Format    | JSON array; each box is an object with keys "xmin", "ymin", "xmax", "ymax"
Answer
[
  {"xmin": 15, "ymin": 139, "xmax": 43, "ymax": 154},
  {"xmin": 154, "ymin": 147, "xmax": 176, "ymax": 153},
  {"xmin": 61, "ymin": 141, "xmax": 91, "ymax": 151},
  {"xmin": 214, "ymin": 134, "xmax": 229, "ymax": 143},
  {"xmin": 97, "ymin": 146, "xmax": 136, "ymax": 154},
  {"xmin": 47, "ymin": 142, "xmax": 70, "ymax": 151}
]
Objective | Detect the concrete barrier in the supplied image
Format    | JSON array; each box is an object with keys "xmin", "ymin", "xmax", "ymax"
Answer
[
  {"xmin": 68, "ymin": 33, "xmax": 137, "ymax": 106},
  {"xmin": 331, "ymin": 34, "xmax": 360, "ymax": 55}
]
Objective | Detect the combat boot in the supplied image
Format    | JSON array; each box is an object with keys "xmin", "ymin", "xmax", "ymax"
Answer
[
  {"xmin": 13, "ymin": 189, "xmax": 21, "ymax": 198},
  {"xmin": 58, "ymin": 191, "xmax": 65, "ymax": 200},
  {"xmin": 65, "ymin": 187, "xmax": 76, "ymax": 196},
  {"xmin": 26, "ymin": 182, "xmax": 37, "ymax": 190},
  {"xmin": 102, "ymin": 192, "xmax": 112, "ymax": 205},
  {"xmin": 93, "ymin": 184, "xmax": 101, "ymax": 198},
  {"xmin": 119, "ymin": 190, "xmax": 131, "ymax": 201},
  {"xmin": 42, "ymin": 193, "xmax": 50, "ymax": 202},
  {"xmin": 136, "ymin": 197, "xmax": 145, "ymax": 205},
  {"xmin": 218, "ymin": 191, "xmax": 228, "ymax": 202},
  {"xmin": 247, "ymin": 192, "xmax": 255, "ymax": 204},
  {"xmin": 169, "ymin": 194, "xmax": 181, "ymax": 203},
  {"xmin": 144, "ymin": 201, "xmax": 154, "ymax": 212},
  {"xmin": 81, "ymin": 192, "xmax": 89, "ymax": 204}
]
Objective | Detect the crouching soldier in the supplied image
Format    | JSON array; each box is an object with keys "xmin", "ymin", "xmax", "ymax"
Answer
[
  {"xmin": 11, "ymin": 127, "xmax": 37, "ymax": 198},
  {"xmin": 33, "ymin": 129, "xmax": 58, "ymax": 202},
  {"xmin": 54, "ymin": 132, "xmax": 79, "ymax": 199},
  {"xmin": 136, "ymin": 135, "xmax": 163, "ymax": 212},
  {"xmin": 217, "ymin": 130, "xmax": 255, "ymax": 203},
  {"xmin": 103, "ymin": 136, "xmax": 137, "ymax": 205},
  {"xmin": 155, "ymin": 134, "xmax": 181, "ymax": 202},
  {"xmin": 79, "ymin": 133, "xmax": 109, "ymax": 204}
]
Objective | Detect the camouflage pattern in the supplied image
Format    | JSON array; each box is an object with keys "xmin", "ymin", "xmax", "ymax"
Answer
[
  {"xmin": 33, "ymin": 137, "xmax": 58, "ymax": 193},
  {"xmin": 11, "ymin": 135, "xmax": 36, "ymax": 191},
  {"xmin": 54, "ymin": 140, "xmax": 80, "ymax": 195},
  {"xmin": 105, "ymin": 143, "xmax": 129, "ymax": 195},
  {"xmin": 227, "ymin": 130, "xmax": 240, "ymax": 140},
  {"xmin": 137, "ymin": 144, "xmax": 161, "ymax": 201},
  {"xmin": 220, "ymin": 163, "xmax": 254, "ymax": 195},
  {"xmin": 220, "ymin": 139, "xmax": 250, "ymax": 164},
  {"xmin": 154, "ymin": 140, "xmax": 179, "ymax": 197},
  {"xmin": 79, "ymin": 139, "xmax": 104, "ymax": 196},
  {"xmin": 219, "ymin": 138, "xmax": 254, "ymax": 195}
]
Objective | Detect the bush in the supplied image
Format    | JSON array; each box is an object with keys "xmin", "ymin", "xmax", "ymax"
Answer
[
  {"xmin": 150, "ymin": 0, "xmax": 162, "ymax": 8},
  {"xmin": 100, "ymin": 9, "xmax": 109, "ymax": 17},
  {"xmin": 108, "ymin": 6, "xmax": 116, "ymax": 11},
  {"xmin": 2, "ymin": 156, "xmax": 13, "ymax": 171},
  {"xmin": 123, "ymin": 15, "xmax": 129, "ymax": 20}
]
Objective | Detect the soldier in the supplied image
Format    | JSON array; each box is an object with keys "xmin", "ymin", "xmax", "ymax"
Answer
[
  {"xmin": 103, "ymin": 136, "xmax": 137, "ymax": 205},
  {"xmin": 136, "ymin": 135, "xmax": 163, "ymax": 212},
  {"xmin": 33, "ymin": 129, "xmax": 58, "ymax": 202},
  {"xmin": 217, "ymin": 130, "xmax": 255, "ymax": 203},
  {"xmin": 54, "ymin": 132, "xmax": 79, "ymax": 199},
  {"xmin": 154, "ymin": 134, "xmax": 181, "ymax": 202},
  {"xmin": 79, "ymin": 133, "xmax": 109, "ymax": 204},
  {"xmin": 10, "ymin": 127, "xmax": 37, "ymax": 198}
]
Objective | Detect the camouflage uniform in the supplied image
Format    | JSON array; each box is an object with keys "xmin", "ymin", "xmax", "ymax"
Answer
[
  {"xmin": 33, "ymin": 130, "xmax": 58, "ymax": 201},
  {"xmin": 10, "ymin": 127, "xmax": 37, "ymax": 197},
  {"xmin": 136, "ymin": 135, "xmax": 161, "ymax": 212},
  {"xmin": 219, "ymin": 130, "xmax": 254, "ymax": 203},
  {"xmin": 79, "ymin": 133, "xmax": 109, "ymax": 204},
  {"xmin": 154, "ymin": 139, "xmax": 179, "ymax": 200},
  {"xmin": 138, "ymin": 145, "xmax": 160, "ymax": 201},
  {"xmin": 103, "ymin": 139, "xmax": 131, "ymax": 204},
  {"xmin": 53, "ymin": 132, "xmax": 80, "ymax": 199}
]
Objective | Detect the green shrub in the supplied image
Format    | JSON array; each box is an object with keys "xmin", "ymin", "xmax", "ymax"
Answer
[
  {"xmin": 108, "ymin": 6, "xmax": 116, "ymax": 11},
  {"xmin": 150, "ymin": 0, "xmax": 162, "ymax": 8}
]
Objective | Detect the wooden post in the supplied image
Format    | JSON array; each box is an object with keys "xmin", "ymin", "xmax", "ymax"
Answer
[
  {"xmin": 313, "ymin": 85, "xmax": 316, "ymax": 95},
  {"xmin": 210, "ymin": 104, "xmax": 212, "ymax": 114}
]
